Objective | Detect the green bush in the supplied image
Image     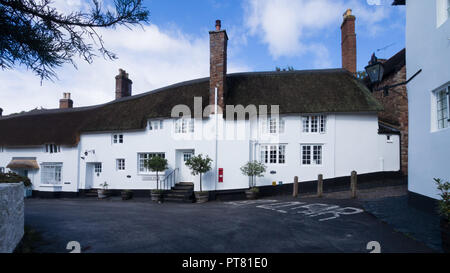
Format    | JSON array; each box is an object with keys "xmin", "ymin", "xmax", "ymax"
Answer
[
  {"xmin": 434, "ymin": 178, "xmax": 450, "ymax": 220},
  {"xmin": 0, "ymin": 171, "xmax": 32, "ymax": 187}
]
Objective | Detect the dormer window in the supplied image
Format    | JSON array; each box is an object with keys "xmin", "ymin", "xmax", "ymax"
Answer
[
  {"xmin": 302, "ymin": 115, "xmax": 327, "ymax": 133},
  {"xmin": 261, "ymin": 117, "xmax": 285, "ymax": 134},
  {"xmin": 112, "ymin": 134, "xmax": 124, "ymax": 144},
  {"xmin": 149, "ymin": 120, "xmax": 164, "ymax": 131},
  {"xmin": 45, "ymin": 144, "xmax": 60, "ymax": 154},
  {"xmin": 174, "ymin": 118, "xmax": 194, "ymax": 134}
]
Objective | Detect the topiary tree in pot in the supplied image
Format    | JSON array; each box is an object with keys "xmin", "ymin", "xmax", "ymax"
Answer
[
  {"xmin": 145, "ymin": 156, "xmax": 168, "ymax": 202},
  {"xmin": 434, "ymin": 178, "xmax": 450, "ymax": 253},
  {"xmin": 185, "ymin": 154, "xmax": 212, "ymax": 203},
  {"xmin": 240, "ymin": 161, "xmax": 266, "ymax": 199}
]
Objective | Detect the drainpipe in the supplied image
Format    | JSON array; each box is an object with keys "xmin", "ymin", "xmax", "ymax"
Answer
[{"xmin": 214, "ymin": 86, "xmax": 218, "ymax": 191}]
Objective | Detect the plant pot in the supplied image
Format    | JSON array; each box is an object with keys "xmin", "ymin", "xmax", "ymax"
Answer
[
  {"xmin": 245, "ymin": 189, "xmax": 259, "ymax": 200},
  {"xmin": 441, "ymin": 217, "xmax": 450, "ymax": 253},
  {"xmin": 151, "ymin": 191, "xmax": 163, "ymax": 202},
  {"xmin": 24, "ymin": 186, "xmax": 32, "ymax": 198},
  {"xmin": 195, "ymin": 191, "xmax": 209, "ymax": 203},
  {"xmin": 97, "ymin": 189, "xmax": 109, "ymax": 199},
  {"xmin": 121, "ymin": 191, "xmax": 133, "ymax": 200}
]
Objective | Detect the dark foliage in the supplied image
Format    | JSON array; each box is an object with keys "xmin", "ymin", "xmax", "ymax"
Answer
[
  {"xmin": 0, "ymin": 171, "xmax": 32, "ymax": 187},
  {"xmin": 0, "ymin": 0, "xmax": 149, "ymax": 80}
]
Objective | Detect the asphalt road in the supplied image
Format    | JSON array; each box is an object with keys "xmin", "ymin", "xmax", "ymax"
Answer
[{"xmin": 24, "ymin": 196, "xmax": 434, "ymax": 253}]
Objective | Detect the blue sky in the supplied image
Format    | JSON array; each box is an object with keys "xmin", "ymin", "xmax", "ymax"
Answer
[{"xmin": 0, "ymin": 0, "xmax": 405, "ymax": 115}]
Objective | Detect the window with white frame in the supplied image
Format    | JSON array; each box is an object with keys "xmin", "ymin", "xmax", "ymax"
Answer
[
  {"xmin": 149, "ymin": 120, "xmax": 164, "ymax": 131},
  {"xmin": 116, "ymin": 159, "xmax": 125, "ymax": 171},
  {"xmin": 174, "ymin": 118, "xmax": 194, "ymax": 134},
  {"xmin": 138, "ymin": 153, "xmax": 165, "ymax": 173},
  {"xmin": 261, "ymin": 117, "xmax": 285, "ymax": 134},
  {"xmin": 112, "ymin": 134, "xmax": 124, "ymax": 144},
  {"xmin": 0, "ymin": 146, "xmax": 3, "ymax": 152},
  {"xmin": 301, "ymin": 144, "xmax": 323, "ymax": 165},
  {"xmin": 436, "ymin": 86, "xmax": 449, "ymax": 130},
  {"xmin": 45, "ymin": 144, "xmax": 60, "ymax": 154},
  {"xmin": 302, "ymin": 115, "xmax": 326, "ymax": 133},
  {"xmin": 0, "ymin": 167, "xmax": 5, "ymax": 173},
  {"xmin": 41, "ymin": 163, "xmax": 62, "ymax": 185},
  {"xmin": 94, "ymin": 163, "xmax": 102, "ymax": 174},
  {"xmin": 260, "ymin": 144, "xmax": 286, "ymax": 164}
]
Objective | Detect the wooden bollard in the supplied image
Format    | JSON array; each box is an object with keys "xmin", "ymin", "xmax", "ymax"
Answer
[
  {"xmin": 351, "ymin": 171, "xmax": 357, "ymax": 198},
  {"xmin": 317, "ymin": 174, "xmax": 323, "ymax": 197},
  {"xmin": 293, "ymin": 176, "xmax": 299, "ymax": 198}
]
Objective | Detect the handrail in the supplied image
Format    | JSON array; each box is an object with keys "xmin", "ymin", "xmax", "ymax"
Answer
[{"xmin": 162, "ymin": 168, "xmax": 179, "ymax": 190}]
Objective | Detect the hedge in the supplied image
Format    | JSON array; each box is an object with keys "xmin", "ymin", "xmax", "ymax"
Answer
[{"xmin": 0, "ymin": 172, "xmax": 32, "ymax": 187}]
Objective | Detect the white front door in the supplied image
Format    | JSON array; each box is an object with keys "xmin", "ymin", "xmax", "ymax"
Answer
[{"xmin": 180, "ymin": 151, "xmax": 194, "ymax": 182}]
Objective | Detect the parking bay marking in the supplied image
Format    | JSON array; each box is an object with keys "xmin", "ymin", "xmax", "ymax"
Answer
[{"xmin": 228, "ymin": 200, "xmax": 363, "ymax": 221}]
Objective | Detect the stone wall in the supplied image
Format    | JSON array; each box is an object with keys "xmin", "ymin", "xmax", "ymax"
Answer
[{"xmin": 0, "ymin": 183, "xmax": 24, "ymax": 253}]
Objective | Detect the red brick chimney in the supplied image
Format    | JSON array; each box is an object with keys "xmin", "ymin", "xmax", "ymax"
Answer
[
  {"xmin": 209, "ymin": 19, "xmax": 228, "ymax": 114},
  {"xmin": 115, "ymin": 69, "xmax": 132, "ymax": 99},
  {"xmin": 59, "ymin": 92, "xmax": 73, "ymax": 109},
  {"xmin": 341, "ymin": 9, "xmax": 357, "ymax": 75}
]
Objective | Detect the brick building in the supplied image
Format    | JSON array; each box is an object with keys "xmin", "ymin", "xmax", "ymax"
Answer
[{"xmin": 365, "ymin": 49, "xmax": 408, "ymax": 175}]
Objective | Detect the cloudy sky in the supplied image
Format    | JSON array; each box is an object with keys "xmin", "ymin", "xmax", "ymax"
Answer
[{"xmin": 0, "ymin": 0, "xmax": 405, "ymax": 115}]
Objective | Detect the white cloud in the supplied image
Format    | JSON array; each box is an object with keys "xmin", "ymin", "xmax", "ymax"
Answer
[
  {"xmin": 243, "ymin": 0, "xmax": 393, "ymax": 59},
  {"xmin": 0, "ymin": 15, "xmax": 251, "ymax": 115}
]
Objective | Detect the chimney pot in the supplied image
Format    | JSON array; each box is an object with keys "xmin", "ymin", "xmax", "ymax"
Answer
[
  {"xmin": 59, "ymin": 92, "xmax": 73, "ymax": 109},
  {"xmin": 215, "ymin": 20, "xmax": 221, "ymax": 31}
]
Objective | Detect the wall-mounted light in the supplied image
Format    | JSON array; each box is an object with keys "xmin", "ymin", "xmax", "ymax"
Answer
[
  {"xmin": 84, "ymin": 149, "xmax": 95, "ymax": 156},
  {"xmin": 365, "ymin": 52, "xmax": 422, "ymax": 98}
]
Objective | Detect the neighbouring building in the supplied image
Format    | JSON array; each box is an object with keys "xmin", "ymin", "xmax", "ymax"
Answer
[
  {"xmin": 393, "ymin": 0, "xmax": 450, "ymax": 204},
  {"xmin": 365, "ymin": 49, "xmax": 407, "ymax": 176},
  {"xmin": 0, "ymin": 14, "xmax": 400, "ymax": 198}
]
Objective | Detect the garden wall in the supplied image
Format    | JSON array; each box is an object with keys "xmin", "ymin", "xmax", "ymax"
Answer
[{"xmin": 0, "ymin": 183, "xmax": 24, "ymax": 253}]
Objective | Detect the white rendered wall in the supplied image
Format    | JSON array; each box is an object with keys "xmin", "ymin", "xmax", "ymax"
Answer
[
  {"xmin": 0, "ymin": 112, "xmax": 397, "ymax": 193},
  {"xmin": 0, "ymin": 145, "xmax": 79, "ymax": 192},
  {"xmin": 406, "ymin": 0, "xmax": 450, "ymax": 199}
]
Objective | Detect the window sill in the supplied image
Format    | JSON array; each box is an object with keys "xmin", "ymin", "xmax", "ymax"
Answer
[{"xmin": 40, "ymin": 184, "xmax": 62, "ymax": 188}]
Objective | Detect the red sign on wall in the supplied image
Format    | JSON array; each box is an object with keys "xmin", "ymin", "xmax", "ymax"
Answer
[{"xmin": 218, "ymin": 168, "xmax": 223, "ymax": 183}]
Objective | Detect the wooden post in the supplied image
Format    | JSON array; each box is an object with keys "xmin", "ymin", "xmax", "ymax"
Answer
[
  {"xmin": 351, "ymin": 170, "xmax": 357, "ymax": 198},
  {"xmin": 317, "ymin": 174, "xmax": 323, "ymax": 197},
  {"xmin": 293, "ymin": 176, "xmax": 299, "ymax": 198}
]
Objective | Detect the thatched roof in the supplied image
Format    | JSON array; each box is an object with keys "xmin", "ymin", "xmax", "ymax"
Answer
[{"xmin": 0, "ymin": 69, "xmax": 382, "ymax": 146}]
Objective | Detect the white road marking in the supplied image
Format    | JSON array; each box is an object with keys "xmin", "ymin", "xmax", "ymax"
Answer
[{"xmin": 228, "ymin": 200, "xmax": 364, "ymax": 222}]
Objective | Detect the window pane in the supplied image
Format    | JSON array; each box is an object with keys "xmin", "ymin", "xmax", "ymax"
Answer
[
  {"xmin": 313, "ymin": 145, "xmax": 322, "ymax": 165},
  {"xmin": 320, "ymin": 115, "xmax": 326, "ymax": 133},
  {"xmin": 311, "ymin": 116, "xmax": 318, "ymax": 132},
  {"xmin": 278, "ymin": 145, "xmax": 286, "ymax": 164},
  {"xmin": 302, "ymin": 117, "xmax": 309, "ymax": 133},
  {"xmin": 260, "ymin": 146, "xmax": 268, "ymax": 163},
  {"xmin": 302, "ymin": 145, "xmax": 311, "ymax": 165},
  {"xmin": 269, "ymin": 146, "xmax": 277, "ymax": 163}
]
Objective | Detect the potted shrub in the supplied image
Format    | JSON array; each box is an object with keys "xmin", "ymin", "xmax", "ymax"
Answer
[
  {"xmin": 185, "ymin": 154, "xmax": 212, "ymax": 203},
  {"xmin": 121, "ymin": 190, "xmax": 133, "ymax": 200},
  {"xmin": 240, "ymin": 161, "xmax": 266, "ymax": 200},
  {"xmin": 97, "ymin": 182, "xmax": 109, "ymax": 199},
  {"xmin": 434, "ymin": 178, "xmax": 450, "ymax": 253},
  {"xmin": 144, "ymin": 156, "xmax": 168, "ymax": 203}
]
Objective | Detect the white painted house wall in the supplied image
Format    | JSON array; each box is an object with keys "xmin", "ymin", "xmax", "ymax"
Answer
[
  {"xmin": 0, "ymin": 111, "xmax": 400, "ymax": 193},
  {"xmin": 406, "ymin": 0, "xmax": 450, "ymax": 199}
]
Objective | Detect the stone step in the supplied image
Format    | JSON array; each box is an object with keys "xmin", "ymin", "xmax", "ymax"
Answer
[
  {"xmin": 163, "ymin": 197, "xmax": 194, "ymax": 203},
  {"xmin": 172, "ymin": 185, "xmax": 194, "ymax": 190},
  {"xmin": 177, "ymin": 182, "xmax": 194, "ymax": 186},
  {"xmin": 170, "ymin": 189, "xmax": 193, "ymax": 194}
]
